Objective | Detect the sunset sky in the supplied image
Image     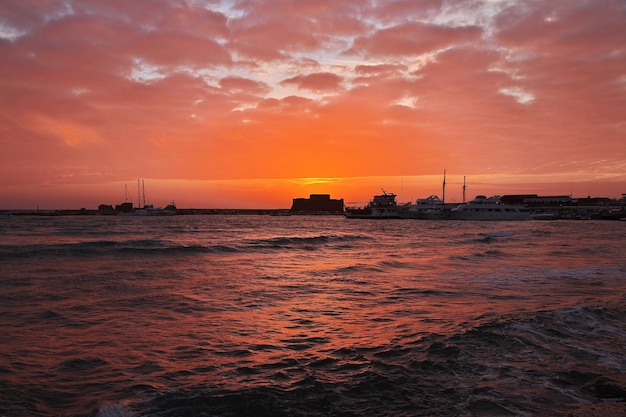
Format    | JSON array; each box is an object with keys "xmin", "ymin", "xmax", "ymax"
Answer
[{"xmin": 1, "ymin": 0, "xmax": 625, "ymax": 209}]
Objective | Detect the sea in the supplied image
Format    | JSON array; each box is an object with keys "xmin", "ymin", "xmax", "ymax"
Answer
[{"xmin": 1, "ymin": 214, "xmax": 625, "ymax": 417}]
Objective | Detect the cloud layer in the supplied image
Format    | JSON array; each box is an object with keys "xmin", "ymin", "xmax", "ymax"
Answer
[{"xmin": 1, "ymin": 0, "xmax": 625, "ymax": 207}]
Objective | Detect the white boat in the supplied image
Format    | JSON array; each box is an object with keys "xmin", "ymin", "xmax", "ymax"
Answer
[
  {"xmin": 399, "ymin": 195, "xmax": 457, "ymax": 219},
  {"xmin": 123, "ymin": 202, "xmax": 177, "ymax": 216},
  {"xmin": 147, "ymin": 202, "xmax": 177, "ymax": 216},
  {"xmin": 449, "ymin": 195, "xmax": 531, "ymax": 220},
  {"xmin": 344, "ymin": 190, "xmax": 401, "ymax": 218}
]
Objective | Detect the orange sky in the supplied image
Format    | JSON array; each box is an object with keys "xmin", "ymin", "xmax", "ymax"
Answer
[{"xmin": 1, "ymin": 0, "xmax": 625, "ymax": 209}]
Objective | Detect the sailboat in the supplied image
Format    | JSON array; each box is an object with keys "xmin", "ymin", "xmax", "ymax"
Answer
[
  {"xmin": 113, "ymin": 184, "xmax": 134, "ymax": 213},
  {"xmin": 120, "ymin": 179, "xmax": 177, "ymax": 216}
]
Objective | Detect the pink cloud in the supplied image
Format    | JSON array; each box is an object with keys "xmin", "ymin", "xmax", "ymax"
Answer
[
  {"xmin": 281, "ymin": 72, "xmax": 344, "ymax": 92},
  {"xmin": 355, "ymin": 64, "xmax": 408, "ymax": 76},
  {"xmin": 131, "ymin": 32, "xmax": 231, "ymax": 67},
  {"xmin": 369, "ymin": 0, "xmax": 443, "ymax": 25},
  {"xmin": 495, "ymin": 1, "xmax": 626, "ymax": 52},
  {"xmin": 219, "ymin": 76, "xmax": 270, "ymax": 95},
  {"xmin": 349, "ymin": 21, "xmax": 482, "ymax": 57},
  {"xmin": 227, "ymin": 0, "xmax": 371, "ymax": 61}
]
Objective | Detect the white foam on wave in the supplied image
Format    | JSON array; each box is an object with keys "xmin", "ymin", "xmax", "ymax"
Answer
[{"xmin": 553, "ymin": 307, "xmax": 626, "ymax": 368}]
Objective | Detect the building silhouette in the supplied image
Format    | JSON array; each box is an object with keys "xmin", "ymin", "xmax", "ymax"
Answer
[{"xmin": 291, "ymin": 194, "xmax": 344, "ymax": 214}]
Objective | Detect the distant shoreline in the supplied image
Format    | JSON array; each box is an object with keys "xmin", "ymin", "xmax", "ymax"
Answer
[
  {"xmin": 1, "ymin": 207, "xmax": 625, "ymax": 220},
  {"xmin": 0, "ymin": 208, "xmax": 303, "ymax": 216}
]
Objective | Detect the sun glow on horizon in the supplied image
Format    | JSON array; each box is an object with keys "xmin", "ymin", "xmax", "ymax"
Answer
[{"xmin": 1, "ymin": 170, "xmax": 624, "ymax": 210}]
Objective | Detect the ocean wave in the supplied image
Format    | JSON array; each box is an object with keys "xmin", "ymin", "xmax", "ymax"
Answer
[
  {"xmin": 96, "ymin": 403, "xmax": 135, "ymax": 417},
  {"xmin": 474, "ymin": 249, "xmax": 507, "ymax": 257},
  {"xmin": 378, "ymin": 259, "xmax": 415, "ymax": 269},
  {"xmin": 245, "ymin": 234, "xmax": 368, "ymax": 251},
  {"xmin": 462, "ymin": 305, "xmax": 626, "ymax": 372},
  {"xmin": 3, "ymin": 217, "xmax": 626, "ymax": 417},
  {"xmin": 480, "ymin": 231, "xmax": 513, "ymax": 238},
  {"xmin": 0, "ymin": 239, "xmax": 239, "ymax": 259},
  {"xmin": 56, "ymin": 357, "xmax": 110, "ymax": 372},
  {"xmin": 5, "ymin": 305, "xmax": 624, "ymax": 417},
  {"xmin": 331, "ymin": 264, "xmax": 386, "ymax": 275},
  {"xmin": 121, "ymin": 305, "xmax": 623, "ymax": 416}
]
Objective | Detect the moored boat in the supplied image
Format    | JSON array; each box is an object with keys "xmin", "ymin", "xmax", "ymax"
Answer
[
  {"xmin": 344, "ymin": 190, "xmax": 401, "ymax": 219},
  {"xmin": 399, "ymin": 195, "xmax": 457, "ymax": 219},
  {"xmin": 117, "ymin": 180, "xmax": 177, "ymax": 216},
  {"xmin": 449, "ymin": 195, "xmax": 531, "ymax": 220},
  {"xmin": 121, "ymin": 202, "xmax": 177, "ymax": 216}
]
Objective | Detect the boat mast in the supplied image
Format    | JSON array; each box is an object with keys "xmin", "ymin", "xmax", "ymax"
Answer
[
  {"xmin": 463, "ymin": 176, "xmax": 466, "ymax": 204},
  {"xmin": 442, "ymin": 169, "xmax": 446, "ymax": 204},
  {"xmin": 142, "ymin": 179, "xmax": 146, "ymax": 208},
  {"xmin": 137, "ymin": 179, "xmax": 141, "ymax": 209}
]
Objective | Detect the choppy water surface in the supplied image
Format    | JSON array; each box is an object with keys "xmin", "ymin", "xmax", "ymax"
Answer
[{"xmin": 1, "ymin": 215, "xmax": 625, "ymax": 416}]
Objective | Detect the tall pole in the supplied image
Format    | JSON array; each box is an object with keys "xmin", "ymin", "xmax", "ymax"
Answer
[
  {"xmin": 142, "ymin": 179, "xmax": 146, "ymax": 208},
  {"xmin": 137, "ymin": 179, "xmax": 141, "ymax": 209},
  {"xmin": 442, "ymin": 169, "xmax": 446, "ymax": 204},
  {"xmin": 463, "ymin": 176, "xmax": 466, "ymax": 204}
]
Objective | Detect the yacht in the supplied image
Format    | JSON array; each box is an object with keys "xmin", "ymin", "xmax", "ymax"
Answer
[
  {"xmin": 449, "ymin": 195, "xmax": 531, "ymax": 220},
  {"xmin": 399, "ymin": 195, "xmax": 457, "ymax": 219},
  {"xmin": 344, "ymin": 191, "xmax": 402, "ymax": 219}
]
